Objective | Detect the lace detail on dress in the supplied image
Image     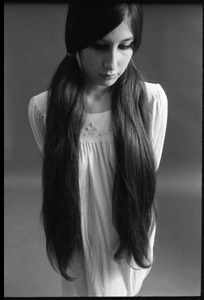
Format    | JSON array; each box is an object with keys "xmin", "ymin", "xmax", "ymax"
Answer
[
  {"xmin": 81, "ymin": 122, "xmax": 111, "ymax": 138},
  {"xmin": 80, "ymin": 109, "xmax": 113, "ymax": 143}
]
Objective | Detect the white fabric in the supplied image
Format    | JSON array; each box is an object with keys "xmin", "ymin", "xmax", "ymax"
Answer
[{"xmin": 28, "ymin": 82, "xmax": 168, "ymax": 296}]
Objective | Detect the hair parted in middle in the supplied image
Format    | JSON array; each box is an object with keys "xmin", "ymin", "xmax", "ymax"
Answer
[{"xmin": 41, "ymin": 3, "xmax": 157, "ymax": 281}]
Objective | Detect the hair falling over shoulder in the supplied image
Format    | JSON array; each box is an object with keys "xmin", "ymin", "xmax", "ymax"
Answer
[
  {"xmin": 41, "ymin": 54, "xmax": 85, "ymax": 281},
  {"xmin": 41, "ymin": 3, "xmax": 157, "ymax": 281},
  {"xmin": 111, "ymin": 60, "xmax": 157, "ymax": 268},
  {"xmin": 41, "ymin": 54, "xmax": 157, "ymax": 281}
]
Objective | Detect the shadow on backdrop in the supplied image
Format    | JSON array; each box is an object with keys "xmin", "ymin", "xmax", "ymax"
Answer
[{"xmin": 4, "ymin": 4, "xmax": 202, "ymax": 297}]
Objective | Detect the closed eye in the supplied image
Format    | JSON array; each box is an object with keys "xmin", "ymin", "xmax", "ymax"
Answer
[
  {"xmin": 118, "ymin": 42, "xmax": 133, "ymax": 50},
  {"xmin": 91, "ymin": 42, "xmax": 133, "ymax": 51}
]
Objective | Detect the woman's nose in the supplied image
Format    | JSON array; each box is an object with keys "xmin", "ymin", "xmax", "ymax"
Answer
[{"xmin": 103, "ymin": 49, "xmax": 118, "ymax": 71}]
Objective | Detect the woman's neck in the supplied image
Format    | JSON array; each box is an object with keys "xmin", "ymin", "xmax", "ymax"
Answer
[{"xmin": 84, "ymin": 85, "xmax": 112, "ymax": 114}]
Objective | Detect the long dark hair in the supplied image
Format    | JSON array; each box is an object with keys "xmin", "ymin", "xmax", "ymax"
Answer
[{"xmin": 41, "ymin": 3, "xmax": 156, "ymax": 281}]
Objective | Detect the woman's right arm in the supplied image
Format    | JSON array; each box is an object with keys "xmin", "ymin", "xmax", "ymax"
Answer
[{"xmin": 28, "ymin": 95, "xmax": 46, "ymax": 153}]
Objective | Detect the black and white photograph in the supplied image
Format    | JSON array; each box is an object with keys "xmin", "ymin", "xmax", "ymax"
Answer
[{"xmin": 4, "ymin": 2, "xmax": 202, "ymax": 297}]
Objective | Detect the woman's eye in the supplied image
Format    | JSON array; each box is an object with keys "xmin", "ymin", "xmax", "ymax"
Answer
[
  {"xmin": 91, "ymin": 42, "xmax": 133, "ymax": 51},
  {"xmin": 119, "ymin": 43, "xmax": 133, "ymax": 50}
]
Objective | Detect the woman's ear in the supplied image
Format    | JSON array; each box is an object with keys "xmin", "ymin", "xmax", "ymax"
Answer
[{"xmin": 76, "ymin": 52, "xmax": 82, "ymax": 70}]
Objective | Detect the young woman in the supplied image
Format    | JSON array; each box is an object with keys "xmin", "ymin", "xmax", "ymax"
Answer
[{"xmin": 28, "ymin": 3, "xmax": 168, "ymax": 297}]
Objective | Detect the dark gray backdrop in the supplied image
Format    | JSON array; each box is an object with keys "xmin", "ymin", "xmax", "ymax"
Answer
[{"xmin": 4, "ymin": 4, "xmax": 202, "ymax": 297}]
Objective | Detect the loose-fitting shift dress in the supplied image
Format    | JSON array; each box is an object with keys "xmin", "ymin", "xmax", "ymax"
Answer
[{"xmin": 28, "ymin": 82, "xmax": 168, "ymax": 296}]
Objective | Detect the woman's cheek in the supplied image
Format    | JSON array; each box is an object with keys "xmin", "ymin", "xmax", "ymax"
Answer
[
  {"xmin": 121, "ymin": 51, "xmax": 133, "ymax": 66},
  {"xmin": 121, "ymin": 57, "xmax": 131, "ymax": 72}
]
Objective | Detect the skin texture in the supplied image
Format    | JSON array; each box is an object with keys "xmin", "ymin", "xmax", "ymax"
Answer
[{"xmin": 77, "ymin": 20, "xmax": 134, "ymax": 113}]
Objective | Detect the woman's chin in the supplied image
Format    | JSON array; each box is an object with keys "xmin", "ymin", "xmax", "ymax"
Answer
[{"xmin": 97, "ymin": 77, "xmax": 119, "ymax": 87}]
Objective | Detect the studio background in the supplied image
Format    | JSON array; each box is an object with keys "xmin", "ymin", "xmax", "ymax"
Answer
[{"xmin": 4, "ymin": 4, "xmax": 202, "ymax": 297}]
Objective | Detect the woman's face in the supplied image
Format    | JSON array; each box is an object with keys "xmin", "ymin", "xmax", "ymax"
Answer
[{"xmin": 77, "ymin": 19, "xmax": 134, "ymax": 89}]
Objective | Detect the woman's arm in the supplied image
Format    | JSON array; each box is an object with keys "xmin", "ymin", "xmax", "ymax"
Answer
[
  {"xmin": 147, "ymin": 83, "xmax": 168, "ymax": 171},
  {"xmin": 28, "ymin": 92, "xmax": 47, "ymax": 153}
]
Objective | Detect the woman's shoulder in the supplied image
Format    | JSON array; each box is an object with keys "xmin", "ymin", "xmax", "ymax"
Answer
[
  {"xmin": 144, "ymin": 81, "xmax": 168, "ymax": 113},
  {"xmin": 29, "ymin": 90, "xmax": 48, "ymax": 117},
  {"xmin": 144, "ymin": 82, "xmax": 167, "ymax": 102}
]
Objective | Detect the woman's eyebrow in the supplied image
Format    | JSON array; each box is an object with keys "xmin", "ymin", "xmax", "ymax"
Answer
[{"xmin": 120, "ymin": 37, "xmax": 134, "ymax": 42}]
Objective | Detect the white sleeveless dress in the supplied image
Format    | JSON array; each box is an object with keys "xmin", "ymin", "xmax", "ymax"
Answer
[{"xmin": 28, "ymin": 82, "xmax": 168, "ymax": 296}]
